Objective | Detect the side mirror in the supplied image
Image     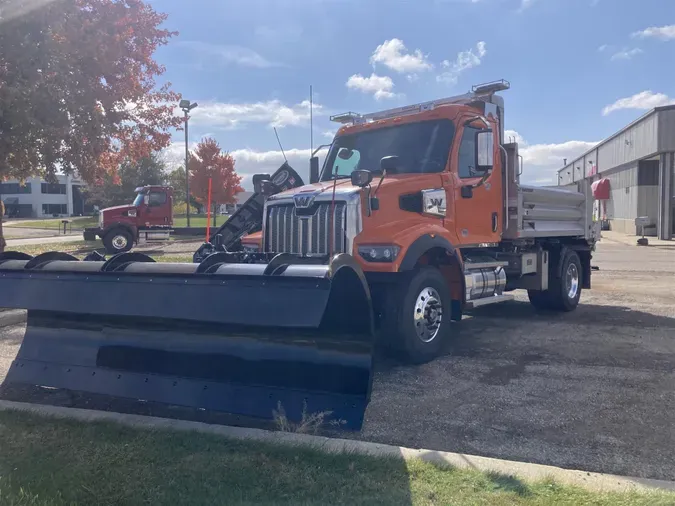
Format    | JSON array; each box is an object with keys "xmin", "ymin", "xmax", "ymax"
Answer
[
  {"xmin": 476, "ymin": 131, "xmax": 494, "ymax": 172},
  {"xmin": 380, "ymin": 155, "xmax": 400, "ymax": 174},
  {"xmin": 351, "ymin": 169, "xmax": 373, "ymax": 188},
  {"xmin": 309, "ymin": 156, "xmax": 320, "ymax": 184}
]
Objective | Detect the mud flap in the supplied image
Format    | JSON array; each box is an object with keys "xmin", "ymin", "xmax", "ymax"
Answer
[{"xmin": 0, "ymin": 252, "xmax": 374, "ymax": 430}]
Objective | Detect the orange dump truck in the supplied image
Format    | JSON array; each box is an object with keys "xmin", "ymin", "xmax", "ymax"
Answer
[{"xmin": 241, "ymin": 79, "xmax": 598, "ymax": 362}]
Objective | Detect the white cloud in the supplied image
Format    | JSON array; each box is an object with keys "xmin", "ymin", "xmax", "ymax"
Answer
[
  {"xmin": 346, "ymin": 73, "xmax": 398, "ymax": 100},
  {"xmin": 370, "ymin": 39, "xmax": 433, "ymax": 74},
  {"xmin": 597, "ymin": 44, "xmax": 609, "ymax": 52},
  {"xmin": 631, "ymin": 25, "xmax": 675, "ymax": 41},
  {"xmin": 161, "ymin": 144, "xmax": 328, "ymax": 189},
  {"xmin": 176, "ymin": 41, "xmax": 281, "ymax": 68},
  {"xmin": 187, "ymin": 99, "xmax": 323, "ymax": 129},
  {"xmin": 520, "ymin": 0, "xmax": 538, "ymax": 10},
  {"xmin": 610, "ymin": 47, "xmax": 643, "ymax": 61},
  {"xmin": 602, "ymin": 91, "xmax": 675, "ymax": 116},
  {"xmin": 504, "ymin": 129, "xmax": 597, "ymax": 185},
  {"xmin": 437, "ymin": 41, "xmax": 487, "ymax": 85},
  {"xmin": 322, "ymin": 130, "xmax": 336, "ymax": 139}
]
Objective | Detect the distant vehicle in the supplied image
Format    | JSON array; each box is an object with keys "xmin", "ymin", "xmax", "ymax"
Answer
[{"xmin": 83, "ymin": 185, "xmax": 173, "ymax": 254}]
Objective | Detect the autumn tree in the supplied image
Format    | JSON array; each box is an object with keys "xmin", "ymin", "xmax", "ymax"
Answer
[
  {"xmin": 84, "ymin": 153, "xmax": 167, "ymax": 209},
  {"xmin": 188, "ymin": 138, "xmax": 243, "ymax": 220},
  {"xmin": 0, "ymin": 0, "xmax": 183, "ymax": 250}
]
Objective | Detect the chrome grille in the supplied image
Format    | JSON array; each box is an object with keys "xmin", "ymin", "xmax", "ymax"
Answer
[{"xmin": 265, "ymin": 202, "xmax": 347, "ymax": 255}]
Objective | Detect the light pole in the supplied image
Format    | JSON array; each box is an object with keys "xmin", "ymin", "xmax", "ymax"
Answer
[{"xmin": 179, "ymin": 99, "xmax": 198, "ymax": 227}]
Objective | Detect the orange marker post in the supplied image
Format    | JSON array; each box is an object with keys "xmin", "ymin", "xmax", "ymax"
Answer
[{"xmin": 206, "ymin": 177, "xmax": 212, "ymax": 243}]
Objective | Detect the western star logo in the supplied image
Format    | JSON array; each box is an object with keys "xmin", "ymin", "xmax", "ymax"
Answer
[
  {"xmin": 430, "ymin": 198, "xmax": 444, "ymax": 207},
  {"xmin": 293, "ymin": 193, "xmax": 317, "ymax": 209}
]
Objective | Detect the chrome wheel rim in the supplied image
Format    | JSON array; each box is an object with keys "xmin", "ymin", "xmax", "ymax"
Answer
[
  {"xmin": 112, "ymin": 235, "xmax": 128, "ymax": 250},
  {"xmin": 566, "ymin": 263, "xmax": 579, "ymax": 299},
  {"xmin": 414, "ymin": 287, "xmax": 443, "ymax": 343}
]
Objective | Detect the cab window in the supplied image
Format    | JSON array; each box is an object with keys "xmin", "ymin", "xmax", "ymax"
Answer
[
  {"xmin": 148, "ymin": 192, "xmax": 167, "ymax": 207},
  {"xmin": 458, "ymin": 126, "xmax": 481, "ymax": 178}
]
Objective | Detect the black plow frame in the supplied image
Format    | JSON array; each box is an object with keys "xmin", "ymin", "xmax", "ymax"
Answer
[{"xmin": 0, "ymin": 251, "xmax": 375, "ymax": 430}]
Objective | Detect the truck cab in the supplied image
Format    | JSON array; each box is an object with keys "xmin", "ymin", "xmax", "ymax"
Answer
[{"xmin": 84, "ymin": 185, "xmax": 173, "ymax": 254}]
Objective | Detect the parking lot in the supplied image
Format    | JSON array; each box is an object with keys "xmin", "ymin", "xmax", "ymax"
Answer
[
  {"xmin": 358, "ymin": 238, "xmax": 675, "ymax": 480},
  {"xmin": 1, "ymin": 237, "xmax": 673, "ymax": 481}
]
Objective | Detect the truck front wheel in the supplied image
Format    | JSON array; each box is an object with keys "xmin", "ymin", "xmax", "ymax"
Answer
[
  {"xmin": 528, "ymin": 249, "xmax": 582, "ymax": 312},
  {"xmin": 103, "ymin": 228, "xmax": 133, "ymax": 254},
  {"xmin": 383, "ymin": 266, "xmax": 453, "ymax": 364}
]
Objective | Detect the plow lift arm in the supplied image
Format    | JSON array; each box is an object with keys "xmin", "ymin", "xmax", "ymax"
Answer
[
  {"xmin": 192, "ymin": 162, "xmax": 305, "ymax": 262},
  {"xmin": 0, "ymin": 161, "xmax": 376, "ymax": 432}
]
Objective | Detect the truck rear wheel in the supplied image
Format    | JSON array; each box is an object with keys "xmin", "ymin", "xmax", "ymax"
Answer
[
  {"xmin": 528, "ymin": 249, "xmax": 582, "ymax": 312},
  {"xmin": 103, "ymin": 228, "xmax": 133, "ymax": 254},
  {"xmin": 383, "ymin": 266, "xmax": 453, "ymax": 364}
]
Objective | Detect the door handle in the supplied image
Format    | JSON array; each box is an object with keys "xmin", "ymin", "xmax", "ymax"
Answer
[{"xmin": 492, "ymin": 212, "xmax": 498, "ymax": 232}]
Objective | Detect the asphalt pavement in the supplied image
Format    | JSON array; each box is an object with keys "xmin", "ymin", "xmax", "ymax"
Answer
[{"xmin": 356, "ymin": 238, "xmax": 675, "ymax": 480}]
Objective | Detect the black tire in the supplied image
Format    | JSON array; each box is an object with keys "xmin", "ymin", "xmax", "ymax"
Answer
[
  {"xmin": 381, "ymin": 266, "xmax": 453, "ymax": 364},
  {"xmin": 103, "ymin": 228, "xmax": 133, "ymax": 254},
  {"xmin": 528, "ymin": 249, "xmax": 582, "ymax": 312}
]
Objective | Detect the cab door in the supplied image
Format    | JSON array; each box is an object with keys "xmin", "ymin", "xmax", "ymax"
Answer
[
  {"xmin": 145, "ymin": 191, "xmax": 170, "ymax": 227},
  {"xmin": 450, "ymin": 118, "xmax": 502, "ymax": 245}
]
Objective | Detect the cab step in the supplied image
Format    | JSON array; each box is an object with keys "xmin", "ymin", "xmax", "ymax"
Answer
[{"xmin": 465, "ymin": 294, "xmax": 514, "ymax": 309}]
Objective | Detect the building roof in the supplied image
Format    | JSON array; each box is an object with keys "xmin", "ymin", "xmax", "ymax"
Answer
[{"xmin": 557, "ymin": 104, "xmax": 675, "ymax": 176}]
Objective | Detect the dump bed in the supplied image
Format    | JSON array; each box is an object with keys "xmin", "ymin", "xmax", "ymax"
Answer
[{"xmin": 502, "ymin": 143, "xmax": 597, "ymax": 241}]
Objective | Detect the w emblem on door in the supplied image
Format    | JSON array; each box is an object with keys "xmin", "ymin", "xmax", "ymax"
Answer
[{"xmin": 422, "ymin": 189, "xmax": 446, "ymax": 217}]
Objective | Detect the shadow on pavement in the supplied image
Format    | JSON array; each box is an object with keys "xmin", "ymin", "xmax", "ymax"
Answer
[{"xmin": 464, "ymin": 299, "xmax": 675, "ymax": 329}]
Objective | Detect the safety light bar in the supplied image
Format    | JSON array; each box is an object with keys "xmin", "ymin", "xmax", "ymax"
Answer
[
  {"xmin": 332, "ymin": 79, "xmax": 510, "ymax": 126},
  {"xmin": 472, "ymin": 79, "xmax": 511, "ymax": 96},
  {"xmin": 330, "ymin": 112, "xmax": 364, "ymax": 124}
]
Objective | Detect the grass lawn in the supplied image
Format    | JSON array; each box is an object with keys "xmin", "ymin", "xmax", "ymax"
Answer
[
  {"xmin": 5, "ymin": 214, "xmax": 225, "ymax": 230},
  {"xmin": 0, "ymin": 410, "xmax": 671, "ymax": 506}
]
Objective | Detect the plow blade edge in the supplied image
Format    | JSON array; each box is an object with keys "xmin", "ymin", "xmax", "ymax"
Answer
[{"xmin": 0, "ymin": 252, "xmax": 374, "ymax": 430}]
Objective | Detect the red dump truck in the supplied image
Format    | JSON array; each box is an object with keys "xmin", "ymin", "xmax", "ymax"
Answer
[
  {"xmin": 0, "ymin": 79, "xmax": 599, "ymax": 431},
  {"xmin": 83, "ymin": 185, "xmax": 173, "ymax": 254}
]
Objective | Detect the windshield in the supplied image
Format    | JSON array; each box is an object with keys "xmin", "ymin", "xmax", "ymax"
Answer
[
  {"xmin": 132, "ymin": 193, "xmax": 144, "ymax": 207},
  {"xmin": 321, "ymin": 119, "xmax": 455, "ymax": 181}
]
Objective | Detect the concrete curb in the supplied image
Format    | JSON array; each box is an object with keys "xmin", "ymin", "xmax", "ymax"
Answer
[
  {"xmin": 0, "ymin": 309, "xmax": 26, "ymax": 328},
  {"xmin": 0, "ymin": 400, "xmax": 672, "ymax": 494}
]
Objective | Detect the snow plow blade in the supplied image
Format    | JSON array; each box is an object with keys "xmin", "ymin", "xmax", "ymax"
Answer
[{"xmin": 0, "ymin": 251, "xmax": 374, "ymax": 430}]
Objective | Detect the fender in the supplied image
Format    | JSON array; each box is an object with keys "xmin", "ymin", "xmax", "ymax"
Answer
[
  {"xmin": 104, "ymin": 222, "xmax": 138, "ymax": 240},
  {"xmin": 398, "ymin": 233, "xmax": 460, "ymax": 271},
  {"xmin": 398, "ymin": 234, "xmax": 464, "ymax": 321}
]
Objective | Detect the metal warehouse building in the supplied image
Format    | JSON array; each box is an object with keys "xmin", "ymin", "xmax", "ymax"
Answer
[{"xmin": 557, "ymin": 105, "xmax": 675, "ymax": 240}]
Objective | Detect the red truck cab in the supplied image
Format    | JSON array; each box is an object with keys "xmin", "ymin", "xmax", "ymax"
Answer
[{"xmin": 84, "ymin": 185, "xmax": 173, "ymax": 254}]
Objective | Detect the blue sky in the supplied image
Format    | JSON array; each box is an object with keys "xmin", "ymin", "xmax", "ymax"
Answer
[{"xmin": 151, "ymin": 0, "xmax": 675, "ymax": 188}]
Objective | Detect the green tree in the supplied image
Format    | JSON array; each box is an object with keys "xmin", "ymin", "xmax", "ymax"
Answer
[
  {"xmin": 167, "ymin": 166, "xmax": 200, "ymax": 213},
  {"xmin": 0, "ymin": 0, "xmax": 182, "ymax": 250}
]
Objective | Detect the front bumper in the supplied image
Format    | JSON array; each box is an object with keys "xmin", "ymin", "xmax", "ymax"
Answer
[{"xmin": 83, "ymin": 227, "xmax": 102, "ymax": 241}]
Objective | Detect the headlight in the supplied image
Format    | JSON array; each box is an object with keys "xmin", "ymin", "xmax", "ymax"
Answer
[
  {"xmin": 98, "ymin": 213, "xmax": 104, "ymax": 227},
  {"xmin": 358, "ymin": 245, "xmax": 400, "ymax": 262}
]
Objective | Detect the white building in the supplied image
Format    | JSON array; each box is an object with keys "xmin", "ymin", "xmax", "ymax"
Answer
[
  {"xmin": 1, "ymin": 174, "xmax": 90, "ymax": 218},
  {"xmin": 218, "ymin": 191, "xmax": 254, "ymax": 214},
  {"xmin": 557, "ymin": 104, "xmax": 675, "ymax": 239}
]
